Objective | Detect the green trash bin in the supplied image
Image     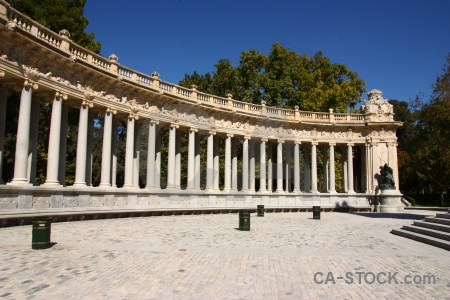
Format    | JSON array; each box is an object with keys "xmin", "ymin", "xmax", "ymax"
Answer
[
  {"xmin": 257, "ymin": 205, "xmax": 264, "ymax": 217},
  {"xmin": 239, "ymin": 210, "xmax": 250, "ymax": 231},
  {"xmin": 32, "ymin": 217, "xmax": 52, "ymax": 250},
  {"xmin": 313, "ymin": 206, "xmax": 321, "ymax": 220}
]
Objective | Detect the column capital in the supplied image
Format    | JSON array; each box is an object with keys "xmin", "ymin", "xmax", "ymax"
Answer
[
  {"xmin": 311, "ymin": 141, "xmax": 318, "ymax": 146},
  {"xmin": 106, "ymin": 107, "xmax": 117, "ymax": 115},
  {"xmin": 170, "ymin": 123, "xmax": 179, "ymax": 129},
  {"xmin": 277, "ymin": 139, "xmax": 284, "ymax": 144},
  {"xmin": 329, "ymin": 142, "xmax": 336, "ymax": 146},
  {"xmin": 23, "ymin": 78, "xmax": 38, "ymax": 89},
  {"xmin": 261, "ymin": 138, "xmax": 268, "ymax": 142},
  {"xmin": 81, "ymin": 98, "xmax": 94, "ymax": 108},
  {"xmin": 189, "ymin": 127, "xmax": 198, "ymax": 133},
  {"xmin": 55, "ymin": 91, "xmax": 68, "ymax": 100},
  {"xmin": 347, "ymin": 142, "xmax": 354, "ymax": 147},
  {"xmin": 294, "ymin": 140, "xmax": 301, "ymax": 145},
  {"xmin": 371, "ymin": 141, "xmax": 379, "ymax": 146},
  {"xmin": 0, "ymin": 68, "xmax": 5, "ymax": 78},
  {"xmin": 244, "ymin": 135, "xmax": 251, "ymax": 140},
  {"xmin": 150, "ymin": 119, "xmax": 159, "ymax": 125},
  {"xmin": 227, "ymin": 133, "xmax": 234, "ymax": 138},
  {"xmin": 387, "ymin": 142, "xmax": 397, "ymax": 147},
  {"xmin": 208, "ymin": 130, "xmax": 216, "ymax": 135}
]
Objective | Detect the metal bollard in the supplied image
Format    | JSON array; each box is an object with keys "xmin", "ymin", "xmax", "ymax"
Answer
[
  {"xmin": 239, "ymin": 210, "xmax": 250, "ymax": 231},
  {"xmin": 313, "ymin": 206, "xmax": 321, "ymax": 220},
  {"xmin": 32, "ymin": 217, "xmax": 52, "ymax": 250},
  {"xmin": 257, "ymin": 205, "xmax": 264, "ymax": 217}
]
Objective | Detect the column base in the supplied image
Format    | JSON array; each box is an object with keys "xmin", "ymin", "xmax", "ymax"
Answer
[
  {"xmin": 99, "ymin": 183, "xmax": 112, "ymax": 188},
  {"xmin": 72, "ymin": 182, "xmax": 87, "ymax": 188},
  {"xmin": 8, "ymin": 179, "xmax": 32, "ymax": 186},
  {"xmin": 43, "ymin": 181, "xmax": 63, "ymax": 187},
  {"xmin": 123, "ymin": 184, "xmax": 138, "ymax": 189}
]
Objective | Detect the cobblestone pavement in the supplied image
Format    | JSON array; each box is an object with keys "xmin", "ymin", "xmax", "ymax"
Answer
[{"xmin": 1, "ymin": 209, "xmax": 449, "ymax": 299}]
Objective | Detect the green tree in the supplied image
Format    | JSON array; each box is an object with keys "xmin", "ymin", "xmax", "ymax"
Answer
[
  {"xmin": 409, "ymin": 53, "xmax": 450, "ymax": 198},
  {"xmin": 6, "ymin": 0, "xmax": 101, "ymax": 53},
  {"xmin": 179, "ymin": 43, "xmax": 366, "ymax": 112}
]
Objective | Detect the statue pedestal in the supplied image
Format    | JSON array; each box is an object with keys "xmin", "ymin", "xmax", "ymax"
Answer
[{"xmin": 378, "ymin": 189, "xmax": 404, "ymax": 213}]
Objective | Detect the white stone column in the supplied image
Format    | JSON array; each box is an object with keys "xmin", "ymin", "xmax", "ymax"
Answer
[
  {"xmin": 85, "ymin": 111, "xmax": 95, "ymax": 186},
  {"xmin": 206, "ymin": 131, "xmax": 215, "ymax": 190},
  {"xmin": 100, "ymin": 108, "xmax": 115, "ymax": 187},
  {"xmin": 73, "ymin": 99, "xmax": 92, "ymax": 187},
  {"xmin": 347, "ymin": 143, "xmax": 354, "ymax": 193},
  {"xmin": 154, "ymin": 130, "xmax": 162, "ymax": 189},
  {"xmin": 341, "ymin": 146, "xmax": 348, "ymax": 192},
  {"xmin": 58, "ymin": 105, "xmax": 69, "ymax": 186},
  {"xmin": 10, "ymin": 84, "xmax": 33, "ymax": 185},
  {"xmin": 259, "ymin": 138, "xmax": 267, "ymax": 192},
  {"xmin": 303, "ymin": 146, "xmax": 310, "ymax": 192},
  {"xmin": 123, "ymin": 114, "xmax": 136, "ymax": 188},
  {"xmin": 27, "ymin": 98, "xmax": 40, "ymax": 184},
  {"xmin": 329, "ymin": 143, "xmax": 336, "ymax": 193},
  {"xmin": 231, "ymin": 137, "xmax": 238, "ymax": 191},
  {"xmin": 371, "ymin": 142, "xmax": 379, "ymax": 193},
  {"xmin": 311, "ymin": 141, "xmax": 318, "ymax": 193},
  {"xmin": 175, "ymin": 130, "xmax": 181, "ymax": 189},
  {"xmin": 249, "ymin": 139, "xmax": 255, "ymax": 192},
  {"xmin": 111, "ymin": 118, "xmax": 118, "ymax": 188},
  {"xmin": 387, "ymin": 142, "xmax": 400, "ymax": 192},
  {"xmin": 132, "ymin": 123, "xmax": 142, "ymax": 188},
  {"xmin": 242, "ymin": 136, "xmax": 250, "ymax": 192},
  {"xmin": 267, "ymin": 142, "xmax": 273, "ymax": 192},
  {"xmin": 322, "ymin": 146, "xmax": 328, "ymax": 192},
  {"xmin": 0, "ymin": 88, "xmax": 7, "ymax": 184},
  {"xmin": 223, "ymin": 133, "xmax": 232, "ymax": 192},
  {"xmin": 146, "ymin": 120, "xmax": 158, "ymax": 188},
  {"xmin": 276, "ymin": 140, "xmax": 284, "ymax": 193},
  {"xmin": 187, "ymin": 128, "xmax": 197, "ymax": 189},
  {"xmin": 293, "ymin": 141, "xmax": 301, "ymax": 193},
  {"xmin": 167, "ymin": 123, "xmax": 178, "ymax": 189},
  {"xmin": 44, "ymin": 92, "xmax": 66, "ymax": 186},
  {"xmin": 194, "ymin": 132, "xmax": 201, "ymax": 190},
  {"xmin": 285, "ymin": 142, "xmax": 291, "ymax": 192},
  {"xmin": 213, "ymin": 134, "xmax": 220, "ymax": 190}
]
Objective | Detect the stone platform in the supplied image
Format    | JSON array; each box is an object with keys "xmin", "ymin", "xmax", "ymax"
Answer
[{"xmin": 0, "ymin": 209, "xmax": 448, "ymax": 299}]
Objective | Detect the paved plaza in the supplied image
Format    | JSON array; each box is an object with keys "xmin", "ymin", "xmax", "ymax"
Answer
[{"xmin": 0, "ymin": 209, "xmax": 449, "ymax": 299}]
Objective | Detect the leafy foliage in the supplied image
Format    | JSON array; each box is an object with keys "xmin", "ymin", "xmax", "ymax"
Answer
[{"xmin": 179, "ymin": 43, "xmax": 366, "ymax": 112}]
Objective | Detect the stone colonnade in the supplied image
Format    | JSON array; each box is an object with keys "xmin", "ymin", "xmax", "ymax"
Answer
[{"xmin": 0, "ymin": 84, "xmax": 399, "ymax": 196}]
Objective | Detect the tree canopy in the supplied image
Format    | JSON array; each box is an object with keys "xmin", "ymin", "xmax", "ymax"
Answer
[
  {"xmin": 179, "ymin": 43, "xmax": 366, "ymax": 112},
  {"xmin": 6, "ymin": 0, "xmax": 101, "ymax": 53}
]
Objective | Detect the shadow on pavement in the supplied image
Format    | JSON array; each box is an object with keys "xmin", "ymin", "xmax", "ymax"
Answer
[{"xmin": 350, "ymin": 212, "xmax": 431, "ymax": 220}]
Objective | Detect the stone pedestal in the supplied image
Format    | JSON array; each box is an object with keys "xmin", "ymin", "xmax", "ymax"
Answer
[{"xmin": 378, "ymin": 189, "xmax": 404, "ymax": 212}]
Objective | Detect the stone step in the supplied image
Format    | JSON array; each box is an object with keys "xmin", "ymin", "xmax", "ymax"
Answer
[
  {"xmin": 413, "ymin": 221, "xmax": 450, "ymax": 233},
  {"xmin": 402, "ymin": 225, "xmax": 450, "ymax": 241},
  {"xmin": 391, "ymin": 229, "xmax": 450, "ymax": 251},
  {"xmin": 436, "ymin": 213, "xmax": 450, "ymax": 219},
  {"xmin": 425, "ymin": 217, "xmax": 450, "ymax": 226}
]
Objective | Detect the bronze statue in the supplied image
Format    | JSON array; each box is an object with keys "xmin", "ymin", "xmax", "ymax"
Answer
[{"xmin": 379, "ymin": 163, "xmax": 396, "ymax": 190}]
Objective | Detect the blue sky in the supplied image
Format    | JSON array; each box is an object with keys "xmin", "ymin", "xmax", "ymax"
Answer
[{"xmin": 84, "ymin": 0, "xmax": 450, "ymax": 106}]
